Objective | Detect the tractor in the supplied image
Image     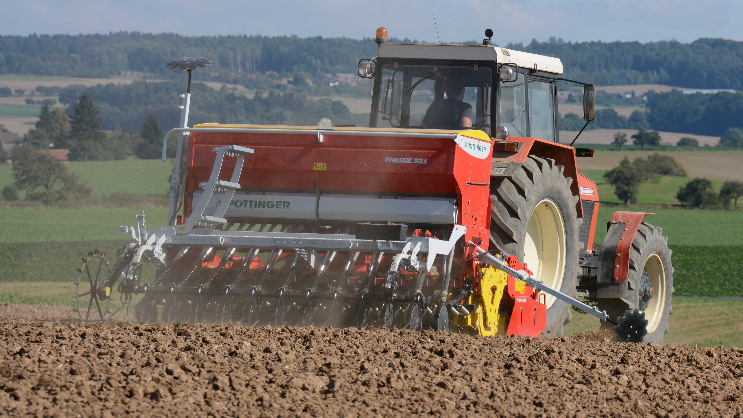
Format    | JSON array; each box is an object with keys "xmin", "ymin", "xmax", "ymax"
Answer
[{"xmin": 76, "ymin": 29, "xmax": 673, "ymax": 343}]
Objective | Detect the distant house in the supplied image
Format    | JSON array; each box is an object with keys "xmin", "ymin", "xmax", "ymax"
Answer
[
  {"xmin": 1, "ymin": 131, "xmax": 21, "ymax": 159},
  {"xmin": 40, "ymin": 149, "xmax": 70, "ymax": 162}
]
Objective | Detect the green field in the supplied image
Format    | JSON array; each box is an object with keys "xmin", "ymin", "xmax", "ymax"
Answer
[
  {"xmin": 0, "ymin": 208, "xmax": 168, "ymax": 282},
  {"xmin": 67, "ymin": 159, "xmax": 172, "ymax": 196},
  {"xmin": 581, "ymin": 169, "xmax": 726, "ymax": 206},
  {"xmin": 566, "ymin": 298, "xmax": 743, "ymax": 348},
  {"xmin": 0, "ymin": 158, "xmax": 172, "ymax": 198},
  {"xmin": 0, "ymin": 103, "xmax": 41, "ymax": 118}
]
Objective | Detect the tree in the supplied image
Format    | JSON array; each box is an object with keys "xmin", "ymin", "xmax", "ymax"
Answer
[
  {"xmin": 628, "ymin": 110, "xmax": 649, "ymax": 130},
  {"xmin": 676, "ymin": 178, "xmax": 718, "ymax": 208},
  {"xmin": 11, "ymin": 146, "xmax": 67, "ymax": 192},
  {"xmin": 36, "ymin": 104, "xmax": 52, "ymax": 133},
  {"xmin": 1, "ymin": 185, "xmax": 18, "ymax": 201},
  {"xmin": 677, "ymin": 137, "xmax": 699, "ymax": 147},
  {"xmin": 604, "ymin": 157, "xmax": 640, "ymax": 204},
  {"xmin": 134, "ymin": 113, "xmax": 164, "ymax": 159},
  {"xmin": 67, "ymin": 92, "xmax": 105, "ymax": 161},
  {"xmin": 630, "ymin": 157, "xmax": 656, "ymax": 182},
  {"xmin": 718, "ymin": 127, "xmax": 743, "ymax": 148},
  {"xmin": 70, "ymin": 92, "xmax": 103, "ymax": 143},
  {"xmin": 612, "ymin": 132, "xmax": 627, "ymax": 149},
  {"xmin": 10, "ymin": 146, "xmax": 90, "ymax": 203},
  {"xmin": 0, "ymin": 144, "xmax": 8, "ymax": 164},
  {"xmin": 646, "ymin": 153, "xmax": 687, "ymax": 177},
  {"xmin": 631, "ymin": 129, "xmax": 662, "ymax": 149},
  {"xmin": 720, "ymin": 181, "xmax": 743, "ymax": 207},
  {"xmin": 33, "ymin": 105, "xmax": 71, "ymax": 148},
  {"xmin": 48, "ymin": 108, "xmax": 72, "ymax": 148}
]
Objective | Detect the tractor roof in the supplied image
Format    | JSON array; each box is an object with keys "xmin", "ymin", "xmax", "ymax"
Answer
[{"xmin": 377, "ymin": 43, "xmax": 564, "ymax": 75}]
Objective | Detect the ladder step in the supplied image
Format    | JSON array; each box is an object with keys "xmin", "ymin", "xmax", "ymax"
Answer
[
  {"xmin": 199, "ymin": 180, "xmax": 241, "ymax": 191},
  {"xmin": 213, "ymin": 145, "xmax": 254, "ymax": 157},
  {"xmin": 197, "ymin": 216, "xmax": 228, "ymax": 226},
  {"xmin": 215, "ymin": 180, "xmax": 241, "ymax": 191}
]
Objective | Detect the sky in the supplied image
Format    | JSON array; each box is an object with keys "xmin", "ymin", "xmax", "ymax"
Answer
[{"xmin": 1, "ymin": 0, "xmax": 742, "ymax": 45}]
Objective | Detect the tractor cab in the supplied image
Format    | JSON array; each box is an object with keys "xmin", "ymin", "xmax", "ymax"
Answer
[{"xmin": 359, "ymin": 28, "xmax": 594, "ymax": 143}]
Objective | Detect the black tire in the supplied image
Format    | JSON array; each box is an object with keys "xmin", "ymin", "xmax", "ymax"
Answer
[
  {"xmin": 490, "ymin": 155, "xmax": 581, "ymax": 337},
  {"xmin": 599, "ymin": 223, "xmax": 674, "ymax": 344}
]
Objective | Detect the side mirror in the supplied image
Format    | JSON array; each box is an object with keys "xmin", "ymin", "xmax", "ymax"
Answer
[
  {"xmin": 358, "ymin": 59, "xmax": 375, "ymax": 78},
  {"xmin": 583, "ymin": 84, "xmax": 595, "ymax": 121}
]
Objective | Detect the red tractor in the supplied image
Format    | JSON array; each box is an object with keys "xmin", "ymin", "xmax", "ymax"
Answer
[{"xmin": 76, "ymin": 29, "xmax": 673, "ymax": 343}]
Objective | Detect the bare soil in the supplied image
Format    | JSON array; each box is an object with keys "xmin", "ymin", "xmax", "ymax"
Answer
[
  {"xmin": 1, "ymin": 304, "xmax": 742, "ymax": 416},
  {"xmin": 575, "ymin": 149, "xmax": 743, "ymax": 182},
  {"xmin": 562, "ymin": 128, "xmax": 721, "ymax": 147}
]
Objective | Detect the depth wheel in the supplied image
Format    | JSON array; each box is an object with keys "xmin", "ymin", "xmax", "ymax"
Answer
[
  {"xmin": 74, "ymin": 250, "xmax": 113, "ymax": 321},
  {"xmin": 490, "ymin": 155, "xmax": 581, "ymax": 337},
  {"xmin": 599, "ymin": 223, "xmax": 674, "ymax": 343}
]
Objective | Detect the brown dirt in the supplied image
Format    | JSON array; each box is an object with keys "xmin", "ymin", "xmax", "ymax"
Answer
[
  {"xmin": 562, "ymin": 128, "xmax": 720, "ymax": 147},
  {"xmin": 1, "ymin": 304, "xmax": 742, "ymax": 416},
  {"xmin": 576, "ymin": 149, "xmax": 743, "ymax": 182}
]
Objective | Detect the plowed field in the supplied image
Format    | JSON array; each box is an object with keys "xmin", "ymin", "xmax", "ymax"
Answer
[{"xmin": 1, "ymin": 304, "xmax": 741, "ymax": 416}]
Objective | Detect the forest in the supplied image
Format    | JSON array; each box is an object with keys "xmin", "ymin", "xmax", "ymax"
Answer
[
  {"xmin": 56, "ymin": 81, "xmax": 359, "ymax": 132},
  {"xmin": 2, "ymin": 33, "xmax": 743, "ymax": 89},
  {"xmin": 4, "ymin": 32, "xmax": 743, "ymax": 148}
]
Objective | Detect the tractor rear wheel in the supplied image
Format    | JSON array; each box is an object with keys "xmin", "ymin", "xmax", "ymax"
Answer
[
  {"xmin": 490, "ymin": 155, "xmax": 581, "ymax": 337},
  {"xmin": 599, "ymin": 223, "xmax": 674, "ymax": 343}
]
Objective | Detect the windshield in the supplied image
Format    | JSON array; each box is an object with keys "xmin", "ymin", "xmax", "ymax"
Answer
[{"xmin": 373, "ymin": 64, "xmax": 493, "ymax": 133}]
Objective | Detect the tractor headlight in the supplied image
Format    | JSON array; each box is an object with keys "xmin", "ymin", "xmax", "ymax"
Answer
[
  {"xmin": 499, "ymin": 65, "xmax": 517, "ymax": 82},
  {"xmin": 495, "ymin": 125, "xmax": 509, "ymax": 139}
]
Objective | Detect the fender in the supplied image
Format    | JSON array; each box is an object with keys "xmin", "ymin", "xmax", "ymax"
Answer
[
  {"xmin": 491, "ymin": 137, "xmax": 583, "ymax": 217},
  {"xmin": 595, "ymin": 211, "xmax": 654, "ymax": 298}
]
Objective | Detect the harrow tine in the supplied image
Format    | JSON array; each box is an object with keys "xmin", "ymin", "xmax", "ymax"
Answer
[
  {"xmin": 155, "ymin": 246, "xmax": 191, "ymax": 285},
  {"xmin": 261, "ymin": 249, "xmax": 283, "ymax": 281},
  {"xmin": 181, "ymin": 246, "xmax": 214, "ymax": 285},
  {"xmin": 204, "ymin": 247, "xmax": 237, "ymax": 288},
  {"xmin": 234, "ymin": 247, "xmax": 259, "ymax": 283}
]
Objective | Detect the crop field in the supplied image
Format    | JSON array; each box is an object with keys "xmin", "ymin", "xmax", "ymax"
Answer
[
  {"xmin": 577, "ymin": 149, "xmax": 743, "ymax": 181},
  {"xmin": 0, "ymin": 103, "xmax": 41, "ymax": 119},
  {"xmin": 0, "ymin": 208, "xmax": 168, "ymax": 283},
  {"xmin": 0, "ymin": 158, "xmax": 172, "ymax": 198},
  {"xmin": 67, "ymin": 159, "xmax": 172, "ymax": 197},
  {"xmin": 0, "ymin": 74, "xmax": 140, "ymax": 91}
]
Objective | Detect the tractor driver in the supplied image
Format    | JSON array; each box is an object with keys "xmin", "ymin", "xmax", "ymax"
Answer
[{"xmin": 421, "ymin": 81, "xmax": 473, "ymax": 130}]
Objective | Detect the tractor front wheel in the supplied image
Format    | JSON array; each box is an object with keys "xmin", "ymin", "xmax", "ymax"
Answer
[{"xmin": 599, "ymin": 223, "xmax": 674, "ymax": 343}]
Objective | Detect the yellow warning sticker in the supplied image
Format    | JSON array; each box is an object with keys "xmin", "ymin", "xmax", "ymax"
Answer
[{"xmin": 313, "ymin": 163, "xmax": 326, "ymax": 170}]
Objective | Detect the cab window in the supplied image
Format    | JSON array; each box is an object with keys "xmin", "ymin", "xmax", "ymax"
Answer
[{"xmin": 374, "ymin": 64, "xmax": 492, "ymax": 133}]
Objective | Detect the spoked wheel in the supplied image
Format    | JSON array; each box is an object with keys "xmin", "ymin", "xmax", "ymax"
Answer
[{"xmin": 74, "ymin": 250, "xmax": 132, "ymax": 322}]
